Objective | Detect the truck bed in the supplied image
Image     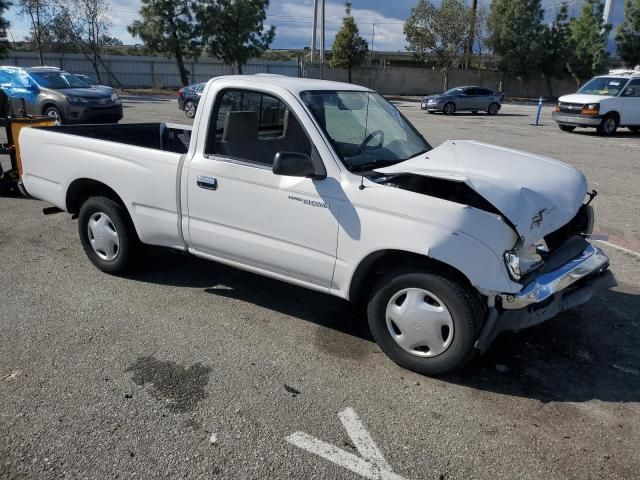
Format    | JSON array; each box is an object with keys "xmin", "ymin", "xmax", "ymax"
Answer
[
  {"xmin": 42, "ymin": 123, "xmax": 191, "ymax": 154},
  {"xmin": 20, "ymin": 122, "xmax": 190, "ymax": 250}
]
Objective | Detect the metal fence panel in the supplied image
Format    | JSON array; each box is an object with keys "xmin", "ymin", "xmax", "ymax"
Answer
[{"xmin": 5, "ymin": 52, "xmax": 300, "ymax": 88}]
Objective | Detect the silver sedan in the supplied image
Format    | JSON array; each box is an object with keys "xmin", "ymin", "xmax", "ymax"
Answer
[{"xmin": 421, "ymin": 86, "xmax": 503, "ymax": 115}]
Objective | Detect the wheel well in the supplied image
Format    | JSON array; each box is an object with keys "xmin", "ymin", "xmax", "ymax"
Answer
[
  {"xmin": 604, "ymin": 111, "xmax": 620, "ymax": 122},
  {"xmin": 348, "ymin": 249, "xmax": 473, "ymax": 303},
  {"xmin": 66, "ymin": 178, "xmax": 126, "ymax": 215}
]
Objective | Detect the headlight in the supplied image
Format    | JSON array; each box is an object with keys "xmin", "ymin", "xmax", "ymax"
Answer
[
  {"xmin": 110, "ymin": 92, "xmax": 119, "ymax": 101},
  {"xmin": 428, "ymin": 99, "xmax": 437, "ymax": 104},
  {"xmin": 581, "ymin": 103, "xmax": 599, "ymax": 115},
  {"xmin": 503, "ymin": 251, "xmax": 521, "ymax": 281},
  {"xmin": 68, "ymin": 96, "xmax": 88, "ymax": 103}
]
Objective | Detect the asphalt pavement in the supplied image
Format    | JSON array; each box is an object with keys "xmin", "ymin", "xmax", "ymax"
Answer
[{"xmin": 1, "ymin": 97, "xmax": 639, "ymax": 480}]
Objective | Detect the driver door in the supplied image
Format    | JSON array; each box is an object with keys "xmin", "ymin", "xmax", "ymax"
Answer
[
  {"xmin": 620, "ymin": 79, "xmax": 640, "ymax": 125},
  {"xmin": 186, "ymin": 88, "xmax": 340, "ymax": 289}
]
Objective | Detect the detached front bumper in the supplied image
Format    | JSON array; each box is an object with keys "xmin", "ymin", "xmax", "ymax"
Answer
[
  {"xmin": 552, "ymin": 111, "xmax": 602, "ymax": 127},
  {"xmin": 475, "ymin": 244, "xmax": 615, "ymax": 352}
]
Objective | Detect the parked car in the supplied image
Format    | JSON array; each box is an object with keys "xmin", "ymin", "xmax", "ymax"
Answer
[
  {"xmin": 178, "ymin": 83, "xmax": 205, "ymax": 118},
  {"xmin": 72, "ymin": 74, "xmax": 114, "ymax": 93},
  {"xmin": 0, "ymin": 66, "xmax": 122, "ymax": 124},
  {"xmin": 552, "ymin": 67, "xmax": 640, "ymax": 135},
  {"xmin": 422, "ymin": 86, "xmax": 503, "ymax": 115},
  {"xmin": 19, "ymin": 75, "xmax": 614, "ymax": 375}
]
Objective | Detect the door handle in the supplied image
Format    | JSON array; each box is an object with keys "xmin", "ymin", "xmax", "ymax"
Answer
[{"xmin": 197, "ymin": 176, "xmax": 218, "ymax": 190}]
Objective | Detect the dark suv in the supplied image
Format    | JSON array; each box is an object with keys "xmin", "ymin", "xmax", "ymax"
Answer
[{"xmin": 0, "ymin": 66, "xmax": 123, "ymax": 124}]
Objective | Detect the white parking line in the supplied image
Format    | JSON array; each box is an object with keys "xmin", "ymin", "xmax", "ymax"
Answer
[
  {"xmin": 595, "ymin": 239, "xmax": 640, "ymax": 258},
  {"xmin": 286, "ymin": 407, "xmax": 409, "ymax": 480}
]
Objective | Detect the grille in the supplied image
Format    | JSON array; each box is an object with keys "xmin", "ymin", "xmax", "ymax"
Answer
[{"xmin": 558, "ymin": 102, "xmax": 583, "ymax": 114}]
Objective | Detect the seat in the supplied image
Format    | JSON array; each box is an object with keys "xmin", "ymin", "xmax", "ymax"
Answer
[{"xmin": 219, "ymin": 111, "xmax": 260, "ymax": 162}]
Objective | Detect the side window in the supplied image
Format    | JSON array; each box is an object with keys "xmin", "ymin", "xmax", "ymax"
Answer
[
  {"xmin": 206, "ymin": 89, "xmax": 311, "ymax": 166},
  {"xmin": 12, "ymin": 72, "xmax": 31, "ymax": 88},
  {"xmin": 622, "ymin": 79, "xmax": 640, "ymax": 97},
  {"xmin": 477, "ymin": 88, "xmax": 492, "ymax": 96}
]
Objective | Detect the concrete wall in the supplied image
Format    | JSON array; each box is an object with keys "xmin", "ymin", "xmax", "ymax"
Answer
[
  {"xmin": 4, "ymin": 52, "xmax": 300, "ymax": 88},
  {"xmin": 304, "ymin": 65, "xmax": 579, "ymax": 99}
]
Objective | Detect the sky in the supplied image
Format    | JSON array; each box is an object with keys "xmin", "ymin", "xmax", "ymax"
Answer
[{"xmin": 5, "ymin": 0, "xmax": 627, "ymax": 52}]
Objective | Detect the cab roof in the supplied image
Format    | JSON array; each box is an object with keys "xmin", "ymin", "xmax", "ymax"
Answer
[{"xmin": 210, "ymin": 74, "xmax": 371, "ymax": 94}]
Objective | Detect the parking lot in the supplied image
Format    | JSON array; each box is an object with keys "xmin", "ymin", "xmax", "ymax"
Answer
[{"xmin": 1, "ymin": 96, "xmax": 639, "ymax": 479}]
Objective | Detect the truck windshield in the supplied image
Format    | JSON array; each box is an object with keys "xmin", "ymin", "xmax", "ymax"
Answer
[
  {"xmin": 29, "ymin": 71, "xmax": 90, "ymax": 89},
  {"xmin": 300, "ymin": 90, "xmax": 431, "ymax": 172},
  {"xmin": 577, "ymin": 77, "xmax": 628, "ymax": 96}
]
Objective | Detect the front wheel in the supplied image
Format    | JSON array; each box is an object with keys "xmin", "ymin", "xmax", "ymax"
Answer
[
  {"xmin": 442, "ymin": 102, "xmax": 456, "ymax": 115},
  {"xmin": 367, "ymin": 269, "xmax": 483, "ymax": 375},
  {"xmin": 597, "ymin": 114, "xmax": 618, "ymax": 136},
  {"xmin": 78, "ymin": 196, "xmax": 140, "ymax": 275},
  {"xmin": 559, "ymin": 125, "xmax": 576, "ymax": 132},
  {"xmin": 44, "ymin": 106, "xmax": 63, "ymax": 125}
]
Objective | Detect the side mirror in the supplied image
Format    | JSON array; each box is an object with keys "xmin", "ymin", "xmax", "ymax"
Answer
[{"xmin": 273, "ymin": 152, "xmax": 322, "ymax": 178}]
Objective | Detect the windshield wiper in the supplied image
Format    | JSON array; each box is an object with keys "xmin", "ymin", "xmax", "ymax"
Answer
[{"xmin": 349, "ymin": 159, "xmax": 401, "ymax": 173}]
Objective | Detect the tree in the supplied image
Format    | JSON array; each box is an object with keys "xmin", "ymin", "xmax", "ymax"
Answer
[
  {"xmin": 128, "ymin": 0, "xmax": 200, "ymax": 87},
  {"xmin": 463, "ymin": 0, "xmax": 477, "ymax": 69},
  {"xmin": 488, "ymin": 0, "xmax": 545, "ymax": 83},
  {"xmin": 541, "ymin": 3, "xmax": 572, "ymax": 96},
  {"xmin": 17, "ymin": 0, "xmax": 58, "ymax": 65},
  {"xmin": 615, "ymin": 0, "xmax": 640, "ymax": 68},
  {"xmin": 58, "ymin": 0, "xmax": 122, "ymax": 86},
  {"xmin": 0, "ymin": 0, "xmax": 10, "ymax": 59},
  {"xmin": 330, "ymin": 3, "xmax": 368, "ymax": 83},
  {"xmin": 194, "ymin": 0, "xmax": 275, "ymax": 74},
  {"xmin": 404, "ymin": 0, "xmax": 471, "ymax": 91},
  {"xmin": 566, "ymin": 0, "xmax": 610, "ymax": 86}
]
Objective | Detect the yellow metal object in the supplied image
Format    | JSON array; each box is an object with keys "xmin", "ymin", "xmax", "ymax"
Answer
[{"xmin": 9, "ymin": 117, "xmax": 56, "ymax": 176}]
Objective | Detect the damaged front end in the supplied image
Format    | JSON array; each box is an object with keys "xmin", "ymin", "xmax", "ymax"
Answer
[
  {"xmin": 474, "ymin": 200, "xmax": 616, "ymax": 352},
  {"xmin": 371, "ymin": 141, "xmax": 616, "ymax": 351}
]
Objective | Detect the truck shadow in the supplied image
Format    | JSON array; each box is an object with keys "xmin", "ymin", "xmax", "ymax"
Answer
[{"xmin": 133, "ymin": 249, "xmax": 639, "ymax": 403}]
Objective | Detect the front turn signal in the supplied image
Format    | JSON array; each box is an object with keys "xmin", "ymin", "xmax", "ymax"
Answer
[{"xmin": 581, "ymin": 103, "xmax": 600, "ymax": 115}]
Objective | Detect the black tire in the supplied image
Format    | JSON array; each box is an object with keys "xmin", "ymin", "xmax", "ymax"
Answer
[
  {"xmin": 559, "ymin": 125, "xmax": 576, "ymax": 132},
  {"xmin": 629, "ymin": 126, "xmax": 640, "ymax": 133},
  {"xmin": 184, "ymin": 100, "xmax": 197, "ymax": 119},
  {"xmin": 367, "ymin": 268, "xmax": 483, "ymax": 376},
  {"xmin": 442, "ymin": 102, "xmax": 456, "ymax": 115},
  {"xmin": 78, "ymin": 196, "xmax": 140, "ymax": 275},
  {"xmin": 487, "ymin": 102, "xmax": 500, "ymax": 115},
  {"xmin": 44, "ymin": 106, "xmax": 63, "ymax": 124},
  {"xmin": 597, "ymin": 114, "xmax": 618, "ymax": 136}
]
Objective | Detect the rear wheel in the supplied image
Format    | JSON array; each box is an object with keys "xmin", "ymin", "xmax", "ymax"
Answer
[
  {"xmin": 471, "ymin": 110, "xmax": 478, "ymax": 114},
  {"xmin": 184, "ymin": 100, "xmax": 197, "ymax": 118},
  {"xmin": 559, "ymin": 125, "xmax": 576, "ymax": 132},
  {"xmin": 367, "ymin": 268, "xmax": 483, "ymax": 375},
  {"xmin": 443, "ymin": 102, "xmax": 456, "ymax": 115},
  {"xmin": 629, "ymin": 126, "xmax": 640, "ymax": 133},
  {"xmin": 78, "ymin": 196, "xmax": 140, "ymax": 274},
  {"xmin": 487, "ymin": 102, "xmax": 500, "ymax": 115},
  {"xmin": 597, "ymin": 114, "xmax": 618, "ymax": 136}
]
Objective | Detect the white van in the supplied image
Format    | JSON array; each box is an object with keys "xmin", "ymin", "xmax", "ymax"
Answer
[{"xmin": 552, "ymin": 67, "xmax": 640, "ymax": 135}]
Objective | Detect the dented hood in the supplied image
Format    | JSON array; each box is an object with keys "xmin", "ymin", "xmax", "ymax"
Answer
[{"xmin": 376, "ymin": 140, "xmax": 588, "ymax": 246}]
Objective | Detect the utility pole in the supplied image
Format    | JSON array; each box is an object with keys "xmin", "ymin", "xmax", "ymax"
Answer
[
  {"xmin": 311, "ymin": 0, "xmax": 318, "ymax": 64},
  {"xmin": 320, "ymin": 0, "xmax": 325, "ymax": 78},
  {"xmin": 465, "ymin": 0, "xmax": 478, "ymax": 69},
  {"xmin": 603, "ymin": 0, "xmax": 614, "ymax": 23}
]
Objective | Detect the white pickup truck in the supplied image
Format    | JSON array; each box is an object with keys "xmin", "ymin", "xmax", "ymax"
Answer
[{"xmin": 19, "ymin": 75, "xmax": 614, "ymax": 375}]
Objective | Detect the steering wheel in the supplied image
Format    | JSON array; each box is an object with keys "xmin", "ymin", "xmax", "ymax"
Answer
[{"xmin": 359, "ymin": 130, "xmax": 384, "ymax": 151}]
